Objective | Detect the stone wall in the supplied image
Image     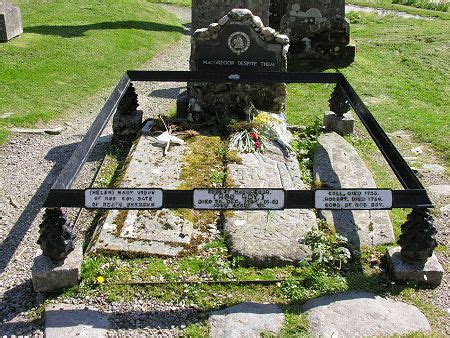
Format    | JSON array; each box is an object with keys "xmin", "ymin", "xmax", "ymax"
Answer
[{"xmin": 192, "ymin": 0, "xmax": 270, "ymax": 32}]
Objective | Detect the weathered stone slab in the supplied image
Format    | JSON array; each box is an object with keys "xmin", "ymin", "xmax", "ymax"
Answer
[
  {"xmin": 386, "ymin": 246, "xmax": 444, "ymax": 287},
  {"xmin": 32, "ymin": 243, "xmax": 82, "ymax": 292},
  {"xmin": 45, "ymin": 304, "xmax": 109, "ymax": 338},
  {"xmin": 208, "ymin": 302, "xmax": 284, "ymax": 337},
  {"xmin": 192, "ymin": 0, "xmax": 270, "ymax": 32},
  {"xmin": 225, "ymin": 141, "xmax": 316, "ymax": 267},
  {"xmin": 89, "ymin": 135, "xmax": 198, "ymax": 257},
  {"xmin": 302, "ymin": 291, "xmax": 431, "ymax": 337},
  {"xmin": 0, "ymin": 1, "xmax": 23, "ymax": 42},
  {"xmin": 323, "ymin": 111, "xmax": 355, "ymax": 135},
  {"xmin": 313, "ymin": 132, "xmax": 395, "ymax": 247}
]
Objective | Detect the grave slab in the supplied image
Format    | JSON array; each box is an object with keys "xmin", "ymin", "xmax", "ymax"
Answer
[
  {"xmin": 45, "ymin": 304, "xmax": 109, "ymax": 338},
  {"xmin": 208, "ymin": 302, "xmax": 284, "ymax": 337},
  {"xmin": 225, "ymin": 141, "xmax": 317, "ymax": 267},
  {"xmin": 0, "ymin": 0, "xmax": 23, "ymax": 41},
  {"xmin": 386, "ymin": 246, "xmax": 444, "ymax": 287},
  {"xmin": 313, "ymin": 132, "xmax": 395, "ymax": 247},
  {"xmin": 302, "ymin": 291, "xmax": 431, "ymax": 337},
  {"xmin": 89, "ymin": 135, "xmax": 199, "ymax": 257},
  {"xmin": 32, "ymin": 243, "xmax": 82, "ymax": 292}
]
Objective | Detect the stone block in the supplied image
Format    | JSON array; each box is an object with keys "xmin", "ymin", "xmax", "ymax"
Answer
[
  {"xmin": 0, "ymin": 3, "xmax": 23, "ymax": 42},
  {"xmin": 324, "ymin": 110, "xmax": 355, "ymax": 135},
  {"xmin": 45, "ymin": 304, "xmax": 110, "ymax": 338},
  {"xmin": 176, "ymin": 88, "xmax": 189, "ymax": 118},
  {"xmin": 32, "ymin": 244, "xmax": 82, "ymax": 292},
  {"xmin": 386, "ymin": 246, "xmax": 444, "ymax": 287}
]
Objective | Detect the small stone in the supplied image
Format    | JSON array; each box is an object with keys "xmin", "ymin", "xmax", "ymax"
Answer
[
  {"xmin": 411, "ymin": 146, "xmax": 423, "ymax": 155},
  {"xmin": 303, "ymin": 291, "xmax": 431, "ymax": 336},
  {"xmin": 421, "ymin": 163, "xmax": 445, "ymax": 174},
  {"xmin": 208, "ymin": 302, "xmax": 284, "ymax": 337},
  {"xmin": 323, "ymin": 111, "xmax": 355, "ymax": 135},
  {"xmin": 386, "ymin": 246, "xmax": 444, "ymax": 287},
  {"xmin": 428, "ymin": 184, "xmax": 450, "ymax": 199}
]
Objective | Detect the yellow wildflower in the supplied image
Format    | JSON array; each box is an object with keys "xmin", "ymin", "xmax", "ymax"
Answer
[{"xmin": 96, "ymin": 276, "xmax": 105, "ymax": 284}]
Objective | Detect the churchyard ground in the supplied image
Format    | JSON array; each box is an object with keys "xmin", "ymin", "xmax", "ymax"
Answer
[{"xmin": 0, "ymin": 1, "xmax": 448, "ymax": 336}]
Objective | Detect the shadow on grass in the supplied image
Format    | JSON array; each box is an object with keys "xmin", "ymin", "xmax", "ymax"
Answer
[{"xmin": 25, "ymin": 20, "xmax": 187, "ymax": 38}]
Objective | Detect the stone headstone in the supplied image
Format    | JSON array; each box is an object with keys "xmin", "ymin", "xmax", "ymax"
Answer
[
  {"xmin": 313, "ymin": 132, "xmax": 395, "ymax": 246},
  {"xmin": 302, "ymin": 291, "xmax": 431, "ymax": 337},
  {"xmin": 189, "ymin": 9, "xmax": 289, "ymax": 116},
  {"xmin": 0, "ymin": 0, "xmax": 23, "ymax": 42},
  {"xmin": 192, "ymin": 0, "xmax": 270, "ymax": 32},
  {"xmin": 208, "ymin": 302, "xmax": 285, "ymax": 337},
  {"xmin": 280, "ymin": 0, "xmax": 355, "ymax": 66}
]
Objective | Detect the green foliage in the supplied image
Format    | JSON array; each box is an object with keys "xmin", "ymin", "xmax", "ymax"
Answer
[
  {"xmin": 393, "ymin": 0, "xmax": 448, "ymax": 12},
  {"xmin": 301, "ymin": 222, "xmax": 352, "ymax": 271},
  {"xmin": 147, "ymin": 0, "xmax": 191, "ymax": 6},
  {"xmin": 182, "ymin": 323, "xmax": 208, "ymax": 337},
  {"xmin": 291, "ymin": 119, "xmax": 324, "ymax": 186},
  {"xmin": 279, "ymin": 266, "xmax": 348, "ymax": 302}
]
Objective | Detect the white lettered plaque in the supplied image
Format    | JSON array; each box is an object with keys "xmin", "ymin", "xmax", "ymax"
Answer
[
  {"xmin": 85, "ymin": 189, "xmax": 163, "ymax": 209},
  {"xmin": 315, "ymin": 189, "xmax": 393, "ymax": 210},
  {"xmin": 194, "ymin": 189, "xmax": 285, "ymax": 210}
]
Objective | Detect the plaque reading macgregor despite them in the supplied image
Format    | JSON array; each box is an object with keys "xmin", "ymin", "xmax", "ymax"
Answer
[
  {"xmin": 194, "ymin": 189, "xmax": 285, "ymax": 210},
  {"xmin": 85, "ymin": 189, "xmax": 164, "ymax": 209},
  {"xmin": 315, "ymin": 189, "xmax": 393, "ymax": 210}
]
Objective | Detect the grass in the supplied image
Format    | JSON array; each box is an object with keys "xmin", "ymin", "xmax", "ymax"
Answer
[
  {"xmin": 286, "ymin": 13, "xmax": 450, "ymax": 167},
  {"xmin": 392, "ymin": 0, "xmax": 449, "ymax": 12},
  {"xmin": 147, "ymin": 0, "xmax": 191, "ymax": 6},
  {"xmin": 0, "ymin": 0, "xmax": 184, "ymax": 144},
  {"xmin": 347, "ymin": 0, "xmax": 450, "ymax": 19}
]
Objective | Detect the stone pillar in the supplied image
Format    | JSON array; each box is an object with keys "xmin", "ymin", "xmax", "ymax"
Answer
[
  {"xmin": 386, "ymin": 209, "xmax": 444, "ymax": 287},
  {"xmin": 0, "ymin": 0, "xmax": 23, "ymax": 42},
  {"xmin": 192, "ymin": 0, "xmax": 270, "ymax": 32},
  {"xmin": 324, "ymin": 84, "xmax": 355, "ymax": 134},
  {"xmin": 112, "ymin": 83, "xmax": 143, "ymax": 144}
]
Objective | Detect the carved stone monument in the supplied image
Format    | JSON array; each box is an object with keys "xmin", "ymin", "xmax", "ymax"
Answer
[
  {"xmin": 192, "ymin": 0, "xmax": 270, "ymax": 32},
  {"xmin": 0, "ymin": 0, "xmax": 22, "ymax": 42},
  {"xmin": 189, "ymin": 9, "xmax": 289, "ymax": 118},
  {"xmin": 280, "ymin": 0, "xmax": 355, "ymax": 66}
]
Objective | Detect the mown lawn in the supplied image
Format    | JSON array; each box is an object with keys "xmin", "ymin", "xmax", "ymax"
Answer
[
  {"xmin": 0, "ymin": 0, "xmax": 185, "ymax": 143},
  {"xmin": 286, "ymin": 13, "xmax": 450, "ymax": 166}
]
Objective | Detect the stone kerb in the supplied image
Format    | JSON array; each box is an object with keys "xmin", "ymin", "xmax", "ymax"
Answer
[{"xmin": 189, "ymin": 9, "xmax": 290, "ymax": 115}]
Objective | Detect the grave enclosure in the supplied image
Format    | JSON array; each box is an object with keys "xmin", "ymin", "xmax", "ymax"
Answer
[{"xmin": 32, "ymin": 4, "xmax": 442, "ymax": 291}]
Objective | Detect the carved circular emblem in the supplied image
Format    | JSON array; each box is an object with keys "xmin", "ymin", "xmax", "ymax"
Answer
[{"xmin": 228, "ymin": 32, "xmax": 250, "ymax": 55}]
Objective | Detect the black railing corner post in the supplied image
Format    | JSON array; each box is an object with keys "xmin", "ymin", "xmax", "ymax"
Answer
[
  {"xmin": 38, "ymin": 208, "xmax": 75, "ymax": 261},
  {"xmin": 397, "ymin": 208, "xmax": 438, "ymax": 264}
]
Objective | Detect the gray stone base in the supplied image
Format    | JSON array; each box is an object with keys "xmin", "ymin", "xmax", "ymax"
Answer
[
  {"xmin": 324, "ymin": 111, "xmax": 355, "ymax": 135},
  {"xmin": 32, "ymin": 244, "xmax": 82, "ymax": 292},
  {"xmin": 208, "ymin": 302, "xmax": 284, "ymax": 337},
  {"xmin": 313, "ymin": 132, "xmax": 395, "ymax": 246},
  {"xmin": 0, "ymin": 5, "xmax": 22, "ymax": 41},
  {"xmin": 225, "ymin": 142, "xmax": 317, "ymax": 267},
  {"xmin": 45, "ymin": 304, "xmax": 110, "ymax": 338},
  {"xmin": 386, "ymin": 246, "xmax": 444, "ymax": 287}
]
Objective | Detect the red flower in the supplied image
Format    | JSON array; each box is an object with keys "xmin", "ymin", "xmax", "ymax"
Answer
[
  {"xmin": 250, "ymin": 132, "xmax": 259, "ymax": 141},
  {"xmin": 254, "ymin": 141, "xmax": 261, "ymax": 149}
]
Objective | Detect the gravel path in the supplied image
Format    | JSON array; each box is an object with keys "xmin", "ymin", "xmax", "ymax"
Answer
[{"xmin": 0, "ymin": 5, "xmax": 191, "ymax": 336}]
